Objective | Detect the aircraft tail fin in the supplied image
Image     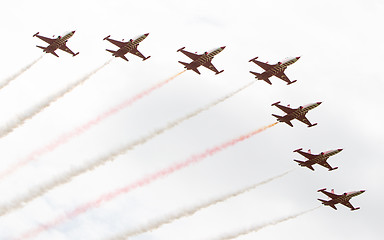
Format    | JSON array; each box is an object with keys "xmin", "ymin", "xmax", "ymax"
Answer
[{"xmin": 294, "ymin": 160, "xmax": 314, "ymax": 171}]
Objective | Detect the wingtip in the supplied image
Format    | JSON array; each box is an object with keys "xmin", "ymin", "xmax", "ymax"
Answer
[{"xmin": 293, "ymin": 148, "xmax": 303, "ymax": 152}]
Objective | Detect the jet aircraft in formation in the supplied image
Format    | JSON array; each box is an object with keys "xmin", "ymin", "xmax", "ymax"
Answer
[
  {"xmin": 177, "ymin": 46, "xmax": 225, "ymax": 75},
  {"xmin": 318, "ymin": 188, "xmax": 365, "ymax": 211},
  {"xmin": 103, "ymin": 33, "xmax": 151, "ymax": 61},
  {"xmin": 293, "ymin": 148, "xmax": 343, "ymax": 171},
  {"xmin": 30, "ymin": 30, "xmax": 365, "ymax": 212},
  {"xmin": 33, "ymin": 31, "xmax": 79, "ymax": 57},
  {"xmin": 271, "ymin": 101, "xmax": 321, "ymax": 127},
  {"xmin": 249, "ymin": 56, "xmax": 300, "ymax": 85}
]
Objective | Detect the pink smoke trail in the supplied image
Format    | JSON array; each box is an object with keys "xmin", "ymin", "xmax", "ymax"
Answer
[
  {"xmin": 16, "ymin": 122, "xmax": 278, "ymax": 240},
  {"xmin": 0, "ymin": 70, "xmax": 185, "ymax": 181}
]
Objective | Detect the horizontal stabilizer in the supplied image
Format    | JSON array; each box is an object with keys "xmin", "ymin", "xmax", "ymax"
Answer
[
  {"xmin": 33, "ymin": 32, "xmax": 39, "ymax": 37},
  {"xmin": 216, "ymin": 70, "xmax": 224, "ymax": 75},
  {"xmin": 352, "ymin": 207, "xmax": 360, "ymax": 211},
  {"xmin": 106, "ymin": 49, "xmax": 116, "ymax": 54},
  {"xmin": 294, "ymin": 160, "xmax": 314, "ymax": 171},
  {"xmin": 287, "ymin": 80, "xmax": 297, "ymax": 85},
  {"xmin": 120, "ymin": 55, "xmax": 129, "ymax": 61},
  {"xmin": 36, "ymin": 45, "xmax": 46, "ymax": 50},
  {"xmin": 178, "ymin": 61, "xmax": 189, "ymax": 67},
  {"xmin": 308, "ymin": 123, "xmax": 318, "ymax": 128},
  {"xmin": 250, "ymin": 71, "xmax": 272, "ymax": 84},
  {"xmin": 177, "ymin": 47, "xmax": 185, "ymax": 52},
  {"xmin": 271, "ymin": 101, "xmax": 281, "ymax": 106},
  {"xmin": 293, "ymin": 148, "xmax": 303, "ymax": 152},
  {"xmin": 143, "ymin": 56, "xmax": 151, "ymax": 61},
  {"xmin": 103, "ymin": 35, "xmax": 111, "ymax": 40},
  {"xmin": 73, "ymin": 52, "xmax": 79, "ymax": 57},
  {"xmin": 318, "ymin": 188, "xmax": 327, "ymax": 192},
  {"xmin": 329, "ymin": 167, "xmax": 338, "ymax": 171},
  {"xmin": 272, "ymin": 114, "xmax": 282, "ymax": 119}
]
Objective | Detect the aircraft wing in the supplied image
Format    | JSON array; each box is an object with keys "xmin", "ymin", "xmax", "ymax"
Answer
[
  {"xmin": 296, "ymin": 150, "xmax": 316, "ymax": 159},
  {"xmin": 274, "ymin": 72, "xmax": 292, "ymax": 84},
  {"xmin": 106, "ymin": 38, "xmax": 126, "ymax": 48},
  {"xmin": 59, "ymin": 44, "xmax": 76, "ymax": 55},
  {"xmin": 251, "ymin": 59, "xmax": 274, "ymax": 71},
  {"xmin": 130, "ymin": 48, "xmax": 146, "ymax": 59},
  {"xmin": 341, "ymin": 201, "xmax": 355, "ymax": 210},
  {"xmin": 179, "ymin": 49, "xmax": 201, "ymax": 60},
  {"xmin": 319, "ymin": 189, "xmax": 339, "ymax": 199},
  {"xmin": 318, "ymin": 161, "xmax": 333, "ymax": 170},
  {"xmin": 274, "ymin": 103, "xmax": 295, "ymax": 114},
  {"xmin": 296, "ymin": 115, "xmax": 314, "ymax": 126},
  {"xmin": 35, "ymin": 34, "xmax": 55, "ymax": 44},
  {"xmin": 203, "ymin": 61, "xmax": 219, "ymax": 74}
]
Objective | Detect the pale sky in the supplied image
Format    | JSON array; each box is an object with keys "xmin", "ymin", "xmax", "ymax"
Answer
[{"xmin": 0, "ymin": 0, "xmax": 383, "ymax": 239}]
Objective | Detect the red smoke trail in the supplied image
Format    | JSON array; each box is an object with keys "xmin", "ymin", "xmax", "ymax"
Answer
[
  {"xmin": 16, "ymin": 122, "xmax": 277, "ymax": 240},
  {"xmin": 0, "ymin": 70, "xmax": 185, "ymax": 181}
]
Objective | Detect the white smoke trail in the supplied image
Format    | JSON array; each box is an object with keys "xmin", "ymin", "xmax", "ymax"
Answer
[
  {"xmin": 0, "ymin": 59, "xmax": 112, "ymax": 139},
  {"xmin": 0, "ymin": 55, "xmax": 44, "ymax": 91},
  {"xmin": 0, "ymin": 80, "xmax": 255, "ymax": 217},
  {"xmin": 107, "ymin": 170, "xmax": 293, "ymax": 240},
  {"xmin": 209, "ymin": 206, "xmax": 321, "ymax": 240}
]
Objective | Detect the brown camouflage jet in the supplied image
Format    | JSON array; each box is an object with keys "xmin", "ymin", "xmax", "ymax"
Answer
[{"xmin": 33, "ymin": 31, "xmax": 79, "ymax": 57}]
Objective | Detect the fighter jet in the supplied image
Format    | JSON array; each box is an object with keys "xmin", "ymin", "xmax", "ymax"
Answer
[
  {"xmin": 293, "ymin": 148, "xmax": 343, "ymax": 171},
  {"xmin": 177, "ymin": 46, "xmax": 225, "ymax": 75},
  {"xmin": 318, "ymin": 188, "xmax": 365, "ymax": 211},
  {"xmin": 33, "ymin": 31, "xmax": 79, "ymax": 57},
  {"xmin": 249, "ymin": 56, "xmax": 300, "ymax": 85},
  {"xmin": 271, "ymin": 101, "xmax": 321, "ymax": 127},
  {"xmin": 103, "ymin": 33, "xmax": 151, "ymax": 61}
]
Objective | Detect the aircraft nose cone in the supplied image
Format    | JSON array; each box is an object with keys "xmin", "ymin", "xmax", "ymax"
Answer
[
  {"xmin": 296, "ymin": 56, "xmax": 301, "ymax": 59},
  {"xmin": 72, "ymin": 30, "xmax": 76, "ymax": 33},
  {"xmin": 221, "ymin": 46, "xmax": 226, "ymax": 49},
  {"xmin": 144, "ymin": 33, "xmax": 149, "ymax": 36},
  {"xmin": 338, "ymin": 149, "xmax": 343, "ymax": 152},
  {"xmin": 317, "ymin": 102, "xmax": 322, "ymax": 105},
  {"xmin": 361, "ymin": 190, "xmax": 366, "ymax": 193}
]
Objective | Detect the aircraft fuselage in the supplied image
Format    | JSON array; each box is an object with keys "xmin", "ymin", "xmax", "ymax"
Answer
[
  {"xmin": 309, "ymin": 149, "xmax": 343, "ymax": 165},
  {"xmin": 324, "ymin": 190, "xmax": 365, "ymax": 206},
  {"xmin": 44, "ymin": 31, "xmax": 75, "ymax": 53},
  {"xmin": 280, "ymin": 102, "xmax": 321, "ymax": 122},
  {"xmin": 113, "ymin": 33, "xmax": 148, "ymax": 57},
  {"xmin": 188, "ymin": 47, "xmax": 225, "ymax": 69}
]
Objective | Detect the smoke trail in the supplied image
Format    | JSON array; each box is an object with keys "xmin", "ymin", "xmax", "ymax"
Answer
[
  {"xmin": 0, "ymin": 70, "xmax": 185, "ymax": 181},
  {"xmin": 0, "ymin": 80, "xmax": 253, "ymax": 216},
  {"xmin": 108, "ymin": 170, "xmax": 293, "ymax": 240},
  {"xmin": 0, "ymin": 55, "xmax": 44, "ymax": 91},
  {"xmin": 0, "ymin": 59, "xmax": 112, "ymax": 140},
  {"xmin": 210, "ymin": 206, "xmax": 320, "ymax": 240},
  {"xmin": 16, "ymin": 122, "xmax": 278, "ymax": 240}
]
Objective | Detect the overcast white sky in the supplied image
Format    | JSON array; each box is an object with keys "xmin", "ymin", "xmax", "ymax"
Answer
[{"xmin": 0, "ymin": 0, "xmax": 383, "ymax": 239}]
